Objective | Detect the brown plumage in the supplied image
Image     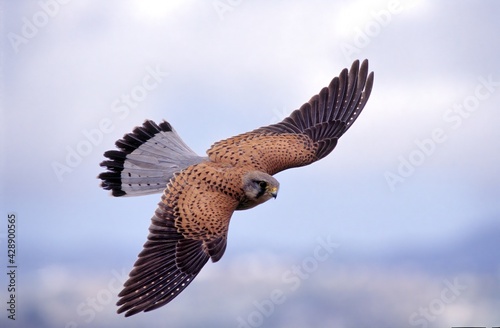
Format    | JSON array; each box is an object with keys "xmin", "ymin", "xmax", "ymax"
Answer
[{"xmin": 98, "ymin": 59, "xmax": 374, "ymax": 316}]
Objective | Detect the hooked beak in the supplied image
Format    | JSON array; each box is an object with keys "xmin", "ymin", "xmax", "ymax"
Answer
[{"xmin": 267, "ymin": 186, "xmax": 278, "ymax": 199}]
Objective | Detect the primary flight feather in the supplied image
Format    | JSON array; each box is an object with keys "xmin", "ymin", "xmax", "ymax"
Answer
[{"xmin": 98, "ymin": 59, "xmax": 374, "ymax": 316}]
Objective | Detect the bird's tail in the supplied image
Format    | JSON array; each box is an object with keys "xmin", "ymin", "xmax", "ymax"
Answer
[{"xmin": 98, "ymin": 120, "xmax": 206, "ymax": 197}]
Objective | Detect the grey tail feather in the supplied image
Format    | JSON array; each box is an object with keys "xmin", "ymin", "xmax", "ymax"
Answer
[{"xmin": 98, "ymin": 120, "xmax": 206, "ymax": 197}]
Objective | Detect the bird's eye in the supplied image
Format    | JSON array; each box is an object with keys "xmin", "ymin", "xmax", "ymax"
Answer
[{"xmin": 258, "ymin": 181, "xmax": 267, "ymax": 189}]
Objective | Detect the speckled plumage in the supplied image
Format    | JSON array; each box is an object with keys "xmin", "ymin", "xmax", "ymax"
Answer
[{"xmin": 99, "ymin": 59, "xmax": 374, "ymax": 316}]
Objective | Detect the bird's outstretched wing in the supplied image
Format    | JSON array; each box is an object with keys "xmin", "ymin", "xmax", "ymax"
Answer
[
  {"xmin": 207, "ymin": 59, "xmax": 374, "ymax": 175},
  {"xmin": 117, "ymin": 163, "xmax": 239, "ymax": 316}
]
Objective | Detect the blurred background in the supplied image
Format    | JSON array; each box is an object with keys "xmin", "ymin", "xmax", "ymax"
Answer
[{"xmin": 1, "ymin": 0, "xmax": 500, "ymax": 327}]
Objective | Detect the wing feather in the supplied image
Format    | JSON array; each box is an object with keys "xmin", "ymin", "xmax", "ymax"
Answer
[
  {"xmin": 207, "ymin": 59, "xmax": 374, "ymax": 174},
  {"xmin": 116, "ymin": 164, "xmax": 239, "ymax": 317}
]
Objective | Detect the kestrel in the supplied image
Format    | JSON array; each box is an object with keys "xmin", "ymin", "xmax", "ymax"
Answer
[{"xmin": 99, "ymin": 59, "xmax": 374, "ymax": 316}]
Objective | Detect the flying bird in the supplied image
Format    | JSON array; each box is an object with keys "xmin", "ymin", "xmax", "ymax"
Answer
[{"xmin": 98, "ymin": 59, "xmax": 374, "ymax": 317}]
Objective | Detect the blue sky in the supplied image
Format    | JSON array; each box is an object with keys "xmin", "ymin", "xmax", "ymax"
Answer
[{"xmin": 1, "ymin": 1, "xmax": 500, "ymax": 327}]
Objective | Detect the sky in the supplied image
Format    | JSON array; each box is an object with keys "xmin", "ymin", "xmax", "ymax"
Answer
[{"xmin": 1, "ymin": 0, "xmax": 500, "ymax": 327}]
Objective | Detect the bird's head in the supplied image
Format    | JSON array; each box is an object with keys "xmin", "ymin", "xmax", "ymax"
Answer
[{"xmin": 242, "ymin": 171, "xmax": 279, "ymax": 206}]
